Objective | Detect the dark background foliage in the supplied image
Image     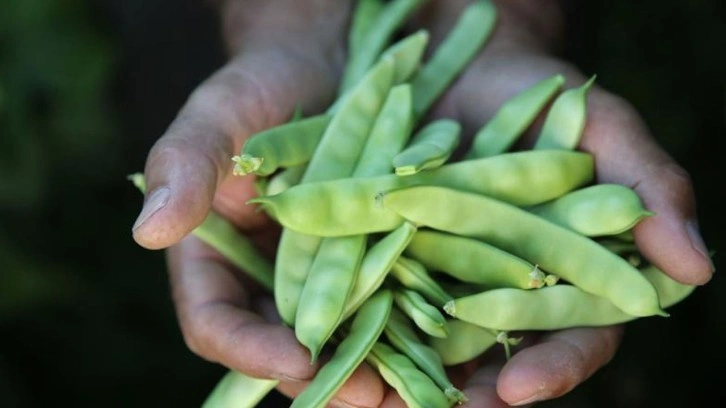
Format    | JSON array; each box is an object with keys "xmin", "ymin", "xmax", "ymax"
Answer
[{"xmin": 1, "ymin": 1, "xmax": 723, "ymax": 407}]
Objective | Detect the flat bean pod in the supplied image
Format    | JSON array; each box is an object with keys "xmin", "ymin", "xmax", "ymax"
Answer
[
  {"xmin": 202, "ymin": 370, "xmax": 279, "ymax": 408},
  {"xmin": 394, "ymin": 289, "xmax": 449, "ymax": 338},
  {"xmin": 389, "ymin": 256, "xmax": 453, "ymax": 308},
  {"xmin": 428, "ymin": 319, "xmax": 498, "ymax": 366},
  {"xmin": 393, "ymin": 119, "xmax": 461, "ymax": 176},
  {"xmin": 382, "ymin": 186, "xmax": 665, "ymax": 317},
  {"xmin": 250, "ymin": 150, "xmax": 594, "ymax": 237},
  {"xmin": 290, "ymin": 290, "xmax": 393, "ymax": 408},
  {"xmin": 406, "ymin": 230, "xmax": 545, "ymax": 289},
  {"xmin": 366, "ymin": 342, "xmax": 451, "ymax": 408},
  {"xmin": 232, "ymin": 114, "xmax": 331, "ymax": 176},
  {"xmin": 466, "ymin": 74, "xmax": 565, "ymax": 159},
  {"xmin": 444, "ymin": 264, "xmax": 695, "ymax": 331},
  {"xmin": 379, "ymin": 30, "xmax": 430, "ymax": 85},
  {"xmin": 534, "ymin": 76, "xmax": 596, "ymax": 151},
  {"xmin": 342, "ymin": 222, "xmax": 418, "ymax": 320},
  {"xmin": 411, "ymin": 0, "xmax": 497, "ymax": 119},
  {"xmin": 384, "ymin": 309, "xmax": 466, "ymax": 404},
  {"xmin": 295, "ymin": 235, "xmax": 367, "ymax": 362},
  {"xmin": 274, "ymin": 58, "xmax": 396, "ymax": 325},
  {"xmin": 528, "ymin": 183, "xmax": 654, "ymax": 237}
]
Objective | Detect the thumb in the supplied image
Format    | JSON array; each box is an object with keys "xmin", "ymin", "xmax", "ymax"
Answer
[{"xmin": 131, "ymin": 50, "xmax": 339, "ymax": 250}]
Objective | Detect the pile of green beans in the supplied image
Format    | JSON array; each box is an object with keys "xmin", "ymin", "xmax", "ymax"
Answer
[{"xmin": 131, "ymin": 1, "xmax": 701, "ymax": 407}]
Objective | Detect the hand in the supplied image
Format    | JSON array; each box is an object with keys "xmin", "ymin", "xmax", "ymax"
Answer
[
  {"xmin": 410, "ymin": 0, "xmax": 715, "ymax": 406},
  {"xmin": 132, "ymin": 1, "xmax": 390, "ymax": 406}
]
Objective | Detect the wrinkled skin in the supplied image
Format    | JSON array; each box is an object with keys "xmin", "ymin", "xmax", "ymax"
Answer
[{"xmin": 131, "ymin": 1, "xmax": 714, "ymax": 406}]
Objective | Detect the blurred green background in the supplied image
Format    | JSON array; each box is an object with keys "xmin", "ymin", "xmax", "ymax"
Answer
[{"xmin": 0, "ymin": 0, "xmax": 723, "ymax": 407}]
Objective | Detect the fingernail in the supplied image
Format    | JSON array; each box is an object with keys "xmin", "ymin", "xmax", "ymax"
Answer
[
  {"xmin": 686, "ymin": 220, "xmax": 715, "ymax": 272},
  {"xmin": 133, "ymin": 187, "xmax": 170, "ymax": 231},
  {"xmin": 511, "ymin": 393, "xmax": 544, "ymax": 406}
]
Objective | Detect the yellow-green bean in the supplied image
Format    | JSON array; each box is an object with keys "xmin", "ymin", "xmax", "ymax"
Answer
[
  {"xmin": 533, "ymin": 76, "xmax": 596, "ymax": 150},
  {"xmin": 290, "ymin": 290, "xmax": 393, "ymax": 408},
  {"xmin": 382, "ymin": 186, "xmax": 666, "ymax": 317},
  {"xmin": 389, "ymin": 255, "xmax": 453, "ymax": 308},
  {"xmin": 466, "ymin": 74, "xmax": 565, "ymax": 159},
  {"xmin": 393, "ymin": 119, "xmax": 461, "ymax": 176},
  {"xmin": 394, "ymin": 288, "xmax": 448, "ymax": 338},
  {"xmin": 428, "ymin": 319, "xmax": 498, "ymax": 366},
  {"xmin": 201, "ymin": 370, "xmax": 278, "ymax": 408},
  {"xmin": 366, "ymin": 342, "xmax": 451, "ymax": 408}
]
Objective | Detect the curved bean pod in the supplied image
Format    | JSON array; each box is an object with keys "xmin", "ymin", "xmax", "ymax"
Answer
[
  {"xmin": 202, "ymin": 370, "xmax": 279, "ymax": 408},
  {"xmin": 466, "ymin": 74, "xmax": 565, "ymax": 159},
  {"xmin": 389, "ymin": 255, "xmax": 453, "ymax": 308},
  {"xmin": 406, "ymin": 230, "xmax": 545, "ymax": 289},
  {"xmin": 232, "ymin": 114, "xmax": 331, "ymax": 176},
  {"xmin": 394, "ymin": 289, "xmax": 449, "ymax": 338},
  {"xmin": 411, "ymin": 0, "xmax": 497, "ymax": 119},
  {"xmin": 366, "ymin": 342, "xmax": 451, "ymax": 408},
  {"xmin": 384, "ymin": 309, "xmax": 466, "ymax": 404},
  {"xmin": 528, "ymin": 183, "xmax": 654, "ymax": 237},
  {"xmin": 534, "ymin": 76, "xmax": 596, "ymax": 150},
  {"xmin": 290, "ymin": 290, "xmax": 393, "ymax": 408},
  {"xmin": 393, "ymin": 119, "xmax": 461, "ymax": 176},
  {"xmin": 382, "ymin": 186, "xmax": 666, "ymax": 317},
  {"xmin": 250, "ymin": 150, "xmax": 594, "ymax": 237},
  {"xmin": 428, "ymin": 319, "xmax": 498, "ymax": 366},
  {"xmin": 265, "ymin": 164, "xmax": 306, "ymax": 197},
  {"xmin": 444, "ymin": 264, "xmax": 696, "ymax": 331},
  {"xmin": 275, "ymin": 58, "xmax": 396, "ymax": 325}
]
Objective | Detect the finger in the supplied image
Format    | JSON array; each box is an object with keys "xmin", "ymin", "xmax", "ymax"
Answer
[
  {"xmin": 167, "ymin": 237, "xmax": 316, "ymax": 381},
  {"xmin": 579, "ymin": 90, "xmax": 714, "ymax": 285},
  {"xmin": 131, "ymin": 2, "xmax": 349, "ymax": 250},
  {"xmin": 460, "ymin": 365, "xmax": 523, "ymax": 408},
  {"xmin": 496, "ymin": 325, "xmax": 624, "ymax": 406},
  {"xmin": 276, "ymin": 362, "xmax": 385, "ymax": 408}
]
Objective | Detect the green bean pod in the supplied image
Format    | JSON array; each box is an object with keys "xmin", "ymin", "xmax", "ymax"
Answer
[
  {"xmin": 444, "ymin": 264, "xmax": 695, "ymax": 331},
  {"xmin": 384, "ymin": 309, "xmax": 466, "ymax": 404},
  {"xmin": 128, "ymin": 173, "xmax": 274, "ymax": 291},
  {"xmin": 274, "ymin": 58, "xmax": 396, "ymax": 325},
  {"xmin": 366, "ymin": 342, "xmax": 451, "ymax": 408},
  {"xmin": 534, "ymin": 76, "xmax": 596, "ymax": 150},
  {"xmin": 250, "ymin": 150, "xmax": 594, "ymax": 237},
  {"xmin": 528, "ymin": 183, "xmax": 654, "ymax": 237},
  {"xmin": 340, "ymin": 0, "xmax": 431, "ymax": 93},
  {"xmin": 382, "ymin": 186, "xmax": 666, "ymax": 317},
  {"xmin": 290, "ymin": 290, "xmax": 393, "ymax": 408},
  {"xmin": 295, "ymin": 235, "xmax": 367, "ymax": 362},
  {"xmin": 232, "ymin": 114, "xmax": 331, "ymax": 176},
  {"xmin": 428, "ymin": 319, "xmax": 498, "ymax": 366},
  {"xmin": 466, "ymin": 74, "xmax": 565, "ymax": 159},
  {"xmin": 393, "ymin": 119, "xmax": 461, "ymax": 176},
  {"xmin": 342, "ymin": 222, "xmax": 418, "ymax": 321},
  {"xmin": 348, "ymin": 0, "xmax": 385, "ymax": 59},
  {"xmin": 201, "ymin": 370, "xmax": 279, "ymax": 408},
  {"xmin": 389, "ymin": 256, "xmax": 453, "ymax": 308},
  {"xmin": 406, "ymin": 230, "xmax": 545, "ymax": 289},
  {"xmin": 411, "ymin": 0, "xmax": 497, "ymax": 119},
  {"xmin": 394, "ymin": 289, "xmax": 449, "ymax": 338}
]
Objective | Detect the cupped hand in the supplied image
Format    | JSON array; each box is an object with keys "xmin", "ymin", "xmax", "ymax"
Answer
[
  {"xmin": 132, "ymin": 0, "xmax": 389, "ymax": 406},
  {"xmin": 408, "ymin": 0, "xmax": 715, "ymax": 406}
]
